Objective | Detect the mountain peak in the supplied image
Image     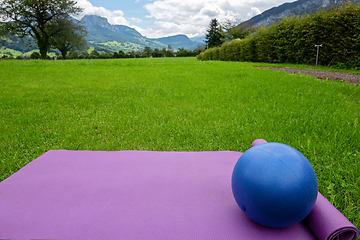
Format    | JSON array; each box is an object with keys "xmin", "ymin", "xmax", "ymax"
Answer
[
  {"xmin": 82, "ymin": 15, "xmax": 111, "ymax": 29},
  {"xmin": 80, "ymin": 14, "xmax": 198, "ymax": 51},
  {"xmin": 153, "ymin": 34, "xmax": 191, "ymax": 42}
]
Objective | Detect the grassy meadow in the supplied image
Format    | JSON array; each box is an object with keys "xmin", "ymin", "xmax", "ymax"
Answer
[{"xmin": 0, "ymin": 57, "xmax": 359, "ymax": 228}]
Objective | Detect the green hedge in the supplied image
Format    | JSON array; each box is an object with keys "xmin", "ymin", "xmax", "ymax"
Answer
[{"xmin": 197, "ymin": 2, "xmax": 360, "ymax": 69}]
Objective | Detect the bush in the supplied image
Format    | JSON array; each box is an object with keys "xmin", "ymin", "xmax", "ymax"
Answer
[
  {"xmin": 90, "ymin": 49, "xmax": 99, "ymax": 59},
  {"xmin": 219, "ymin": 42, "xmax": 230, "ymax": 61},
  {"xmin": 30, "ymin": 52, "xmax": 41, "ymax": 59},
  {"xmin": 197, "ymin": 2, "xmax": 360, "ymax": 69},
  {"xmin": 69, "ymin": 51, "xmax": 78, "ymax": 59},
  {"xmin": 196, "ymin": 51, "xmax": 204, "ymax": 60}
]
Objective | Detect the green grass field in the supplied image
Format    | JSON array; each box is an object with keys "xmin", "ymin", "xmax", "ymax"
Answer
[{"xmin": 0, "ymin": 57, "xmax": 359, "ymax": 228}]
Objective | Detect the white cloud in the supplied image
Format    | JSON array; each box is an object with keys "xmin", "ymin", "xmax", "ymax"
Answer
[
  {"xmin": 143, "ymin": 0, "xmax": 297, "ymax": 38},
  {"xmin": 76, "ymin": 0, "xmax": 129, "ymax": 25},
  {"xmin": 248, "ymin": 7, "xmax": 262, "ymax": 18},
  {"xmin": 129, "ymin": 17, "xmax": 143, "ymax": 23},
  {"xmin": 75, "ymin": 0, "xmax": 297, "ymax": 38}
]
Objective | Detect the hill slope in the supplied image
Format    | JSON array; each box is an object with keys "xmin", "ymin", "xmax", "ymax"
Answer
[
  {"xmin": 241, "ymin": 0, "xmax": 360, "ymax": 27},
  {"xmin": 82, "ymin": 15, "xmax": 165, "ymax": 52},
  {"xmin": 82, "ymin": 15, "xmax": 198, "ymax": 52},
  {"xmin": 149, "ymin": 34, "xmax": 199, "ymax": 50}
]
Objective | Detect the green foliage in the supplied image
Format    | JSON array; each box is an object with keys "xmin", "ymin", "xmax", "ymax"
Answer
[
  {"xmin": 143, "ymin": 46, "xmax": 153, "ymax": 58},
  {"xmin": 205, "ymin": 18, "xmax": 224, "ymax": 48},
  {"xmin": 50, "ymin": 17, "xmax": 87, "ymax": 60},
  {"xmin": 176, "ymin": 47, "xmax": 197, "ymax": 57},
  {"xmin": 152, "ymin": 48, "xmax": 163, "ymax": 58},
  {"xmin": 30, "ymin": 52, "xmax": 41, "ymax": 59},
  {"xmin": 197, "ymin": 2, "xmax": 360, "ymax": 69},
  {"xmin": 69, "ymin": 51, "xmax": 78, "ymax": 59},
  {"xmin": 79, "ymin": 50, "xmax": 89, "ymax": 59},
  {"xmin": 118, "ymin": 50, "xmax": 128, "ymax": 58},
  {"xmin": 165, "ymin": 45, "xmax": 175, "ymax": 57},
  {"xmin": 0, "ymin": 0, "xmax": 83, "ymax": 59},
  {"xmin": 89, "ymin": 49, "xmax": 99, "ymax": 59},
  {"xmin": 209, "ymin": 47, "xmax": 220, "ymax": 60},
  {"xmin": 220, "ymin": 20, "xmax": 256, "ymax": 42}
]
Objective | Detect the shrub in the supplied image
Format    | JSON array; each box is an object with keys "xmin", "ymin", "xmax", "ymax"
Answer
[
  {"xmin": 90, "ymin": 49, "xmax": 99, "ymax": 59},
  {"xmin": 197, "ymin": 2, "xmax": 360, "ymax": 69},
  {"xmin": 69, "ymin": 51, "xmax": 78, "ymax": 59},
  {"xmin": 30, "ymin": 52, "xmax": 41, "ymax": 59}
]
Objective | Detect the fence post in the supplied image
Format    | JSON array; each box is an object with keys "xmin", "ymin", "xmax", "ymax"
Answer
[{"xmin": 315, "ymin": 44, "xmax": 322, "ymax": 66}]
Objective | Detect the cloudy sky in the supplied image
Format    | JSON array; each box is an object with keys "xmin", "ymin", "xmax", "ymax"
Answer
[{"xmin": 75, "ymin": 0, "xmax": 296, "ymax": 39}]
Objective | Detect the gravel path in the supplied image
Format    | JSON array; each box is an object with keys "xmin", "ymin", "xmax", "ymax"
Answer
[{"xmin": 256, "ymin": 67, "xmax": 360, "ymax": 86}]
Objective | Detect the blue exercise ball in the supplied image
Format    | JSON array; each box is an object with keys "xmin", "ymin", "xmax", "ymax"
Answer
[{"xmin": 232, "ymin": 142, "xmax": 318, "ymax": 228}]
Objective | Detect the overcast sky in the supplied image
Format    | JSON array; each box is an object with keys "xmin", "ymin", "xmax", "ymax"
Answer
[{"xmin": 75, "ymin": 0, "xmax": 297, "ymax": 38}]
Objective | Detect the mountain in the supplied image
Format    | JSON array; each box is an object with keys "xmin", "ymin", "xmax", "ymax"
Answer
[
  {"xmin": 82, "ymin": 15, "xmax": 164, "ymax": 51},
  {"xmin": 190, "ymin": 36, "xmax": 206, "ymax": 44},
  {"xmin": 82, "ymin": 15, "xmax": 143, "ymax": 43},
  {"xmin": 241, "ymin": 0, "xmax": 360, "ymax": 27},
  {"xmin": 150, "ymin": 34, "xmax": 200, "ymax": 50},
  {"xmin": 0, "ymin": 34, "xmax": 36, "ymax": 53},
  {"xmin": 0, "ymin": 15, "xmax": 199, "ymax": 56},
  {"xmin": 81, "ymin": 15, "xmax": 198, "ymax": 52}
]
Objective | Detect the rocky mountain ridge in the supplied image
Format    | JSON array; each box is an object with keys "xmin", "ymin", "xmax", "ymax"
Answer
[
  {"xmin": 241, "ymin": 0, "xmax": 359, "ymax": 27},
  {"xmin": 82, "ymin": 15, "xmax": 199, "ymax": 51}
]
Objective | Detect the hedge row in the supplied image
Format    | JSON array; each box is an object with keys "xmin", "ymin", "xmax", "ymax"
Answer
[{"xmin": 197, "ymin": 2, "xmax": 360, "ymax": 69}]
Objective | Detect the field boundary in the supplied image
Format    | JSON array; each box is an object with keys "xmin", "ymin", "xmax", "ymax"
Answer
[{"xmin": 255, "ymin": 66, "xmax": 360, "ymax": 86}]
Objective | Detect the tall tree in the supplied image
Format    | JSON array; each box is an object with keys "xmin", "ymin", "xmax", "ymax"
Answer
[
  {"xmin": 143, "ymin": 46, "xmax": 153, "ymax": 58},
  {"xmin": 152, "ymin": 48, "xmax": 162, "ymax": 58},
  {"xmin": 205, "ymin": 18, "xmax": 224, "ymax": 48},
  {"xmin": 219, "ymin": 19, "xmax": 256, "ymax": 42},
  {"xmin": 165, "ymin": 45, "xmax": 174, "ymax": 57},
  {"xmin": 49, "ymin": 17, "xmax": 87, "ymax": 59},
  {"xmin": 0, "ymin": 0, "xmax": 83, "ymax": 59}
]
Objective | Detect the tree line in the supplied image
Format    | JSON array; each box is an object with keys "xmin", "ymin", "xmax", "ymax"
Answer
[
  {"xmin": 198, "ymin": 2, "xmax": 360, "ymax": 69},
  {"xmin": 61, "ymin": 45, "xmax": 201, "ymax": 59},
  {"xmin": 1, "ymin": 45, "xmax": 203, "ymax": 60}
]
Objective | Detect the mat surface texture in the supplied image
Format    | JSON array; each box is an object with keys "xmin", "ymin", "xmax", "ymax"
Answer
[{"xmin": 0, "ymin": 150, "xmax": 358, "ymax": 239}]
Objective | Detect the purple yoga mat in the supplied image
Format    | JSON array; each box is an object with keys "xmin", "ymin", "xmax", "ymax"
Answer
[{"xmin": 0, "ymin": 150, "xmax": 358, "ymax": 239}]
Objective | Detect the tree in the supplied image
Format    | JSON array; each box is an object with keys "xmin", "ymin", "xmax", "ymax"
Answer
[
  {"xmin": 161, "ymin": 47, "xmax": 167, "ymax": 57},
  {"xmin": 194, "ymin": 43, "xmax": 206, "ymax": 54},
  {"xmin": 143, "ymin": 46, "xmax": 153, "ymax": 57},
  {"xmin": 0, "ymin": 0, "xmax": 83, "ymax": 59},
  {"xmin": 118, "ymin": 50, "xmax": 127, "ymax": 58},
  {"xmin": 30, "ymin": 51, "xmax": 41, "ymax": 59},
  {"xmin": 89, "ymin": 49, "xmax": 99, "ymax": 59},
  {"xmin": 219, "ymin": 19, "xmax": 256, "ymax": 42},
  {"xmin": 152, "ymin": 48, "xmax": 162, "ymax": 58},
  {"xmin": 129, "ymin": 51, "xmax": 135, "ymax": 58},
  {"xmin": 79, "ymin": 50, "xmax": 89, "ymax": 59},
  {"xmin": 205, "ymin": 18, "xmax": 224, "ymax": 48},
  {"xmin": 49, "ymin": 17, "xmax": 87, "ymax": 60},
  {"xmin": 165, "ymin": 45, "xmax": 175, "ymax": 57},
  {"xmin": 69, "ymin": 51, "xmax": 78, "ymax": 59},
  {"xmin": 176, "ymin": 47, "xmax": 195, "ymax": 57}
]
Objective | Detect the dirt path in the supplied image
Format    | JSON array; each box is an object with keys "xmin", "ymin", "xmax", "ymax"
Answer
[{"xmin": 255, "ymin": 67, "xmax": 360, "ymax": 86}]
